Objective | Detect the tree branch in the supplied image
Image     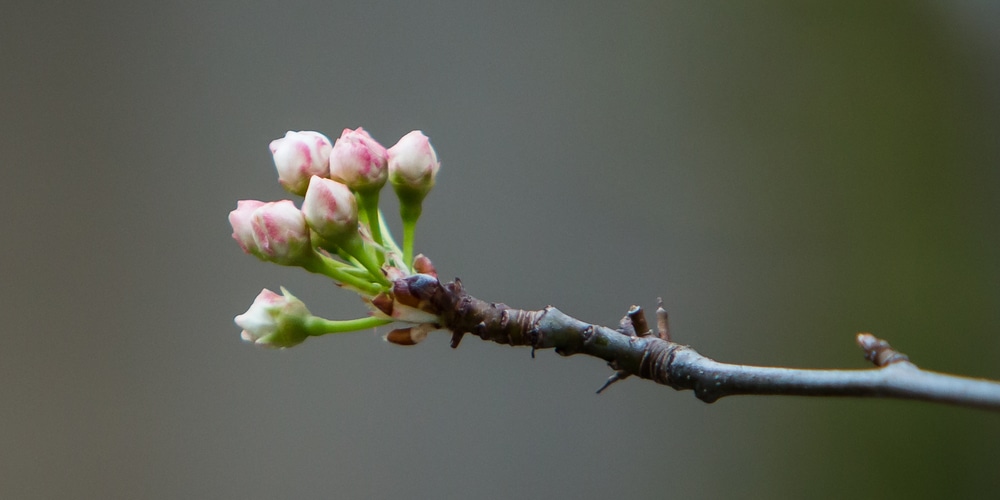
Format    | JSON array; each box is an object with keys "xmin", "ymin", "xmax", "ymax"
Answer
[{"xmin": 401, "ymin": 275, "xmax": 1000, "ymax": 412}]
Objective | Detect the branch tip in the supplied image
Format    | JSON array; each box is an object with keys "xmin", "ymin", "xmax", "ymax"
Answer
[
  {"xmin": 596, "ymin": 370, "xmax": 630, "ymax": 394},
  {"xmin": 628, "ymin": 305, "xmax": 651, "ymax": 337},
  {"xmin": 656, "ymin": 298, "xmax": 670, "ymax": 341},
  {"xmin": 856, "ymin": 332, "xmax": 910, "ymax": 367}
]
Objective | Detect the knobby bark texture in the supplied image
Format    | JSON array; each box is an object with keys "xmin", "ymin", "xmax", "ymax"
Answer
[{"xmin": 397, "ymin": 275, "xmax": 1000, "ymax": 412}]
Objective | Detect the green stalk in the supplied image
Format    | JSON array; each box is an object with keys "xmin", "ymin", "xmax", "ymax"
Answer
[
  {"xmin": 301, "ymin": 252, "xmax": 385, "ymax": 296},
  {"xmin": 399, "ymin": 203, "xmax": 422, "ymax": 267},
  {"xmin": 377, "ymin": 210, "xmax": 407, "ymax": 272},
  {"xmin": 356, "ymin": 190, "xmax": 384, "ymax": 259},
  {"xmin": 304, "ymin": 315, "xmax": 393, "ymax": 336},
  {"xmin": 338, "ymin": 234, "xmax": 391, "ymax": 287}
]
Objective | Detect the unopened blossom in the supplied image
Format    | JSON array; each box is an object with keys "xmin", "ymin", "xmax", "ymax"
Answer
[
  {"xmin": 235, "ymin": 287, "xmax": 311, "ymax": 348},
  {"xmin": 388, "ymin": 130, "xmax": 440, "ymax": 265},
  {"xmin": 301, "ymin": 176, "xmax": 359, "ymax": 244},
  {"xmin": 249, "ymin": 200, "xmax": 313, "ymax": 265},
  {"xmin": 270, "ymin": 131, "xmax": 333, "ymax": 196},
  {"xmin": 328, "ymin": 127, "xmax": 388, "ymax": 193},
  {"xmin": 388, "ymin": 130, "xmax": 440, "ymax": 201},
  {"xmin": 229, "ymin": 200, "xmax": 267, "ymax": 257},
  {"xmin": 301, "ymin": 175, "xmax": 386, "ymax": 283}
]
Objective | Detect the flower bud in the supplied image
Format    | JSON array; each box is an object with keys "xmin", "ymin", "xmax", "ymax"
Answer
[
  {"xmin": 328, "ymin": 127, "xmax": 388, "ymax": 193},
  {"xmin": 235, "ymin": 287, "xmax": 312, "ymax": 348},
  {"xmin": 302, "ymin": 176, "xmax": 359, "ymax": 244},
  {"xmin": 250, "ymin": 200, "xmax": 313, "ymax": 265},
  {"xmin": 270, "ymin": 131, "xmax": 333, "ymax": 196},
  {"xmin": 229, "ymin": 200, "xmax": 267, "ymax": 257},
  {"xmin": 388, "ymin": 130, "xmax": 440, "ymax": 202}
]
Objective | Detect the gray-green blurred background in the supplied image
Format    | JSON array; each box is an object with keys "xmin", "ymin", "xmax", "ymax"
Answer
[{"xmin": 4, "ymin": 1, "xmax": 999, "ymax": 498}]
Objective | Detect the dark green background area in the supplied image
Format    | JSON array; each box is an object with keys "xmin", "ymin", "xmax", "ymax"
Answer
[{"xmin": 3, "ymin": 1, "xmax": 998, "ymax": 498}]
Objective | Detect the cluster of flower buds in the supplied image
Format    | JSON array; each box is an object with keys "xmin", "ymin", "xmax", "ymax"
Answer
[{"xmin": 229, "ymin": 128, "xmax": 443, "ymax": 348}]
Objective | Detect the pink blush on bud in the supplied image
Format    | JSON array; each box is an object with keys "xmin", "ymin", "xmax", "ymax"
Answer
[{"xmin": 294, "ymin": 141, "xmax": 313, "ymax": 169}]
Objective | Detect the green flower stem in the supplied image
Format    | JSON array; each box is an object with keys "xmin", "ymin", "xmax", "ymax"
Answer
[
  {"xmin": 332, "ymin": 246, "xmax": 360, "ymax": 268},
  {"xmin": 338, "ymin": 265, "xmax": 378, "ymax": 279},
  {"xmin": 377, "ymin": 210, "xmax": 407, "ymax": 272},
  {"xmin": 301, "ymin": 252, "xmax": 385, "ymax": 296},
  {"xmin": 339, "ymin": 234, "xmax": 391, "ymax": 287},
  {"xmin": 332, "ymin": 247, "xmax": 388, "ymax": 281},
  {"xmin": 400, "ymin": 203, "xmax": 422, "ymax": 267},
  {"xmin": 304, "ymin": 315, "xmax": 393, "ymax": 336},
  {"xmin": 377, "ymin": 210, "xmax": 402, "ymax": 253},
  {"xmin": 356, "ymin": 191, "xmax": 384, "ymax": 257}
]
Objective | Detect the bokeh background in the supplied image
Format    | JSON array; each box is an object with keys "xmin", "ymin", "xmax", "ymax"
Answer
[{"xmin": 4, "ymin": 1, "xmax": 999, "ymax": 498}]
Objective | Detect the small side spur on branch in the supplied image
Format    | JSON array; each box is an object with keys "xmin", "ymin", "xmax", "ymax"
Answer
[{"xmin": 228, "ymin": 126, "xmax": 1000, "ymax": 413}]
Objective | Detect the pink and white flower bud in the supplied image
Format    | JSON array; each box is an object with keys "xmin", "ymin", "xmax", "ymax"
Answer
[
  {"xmin": 328, "ymin": 127, "xmax": 388, "ymax": 193},
  {"xmin": 388, "ymin": 130, "xmax": 440, "ymax": 198},
  {"xmin": 269, "ymin": 131, "xmax": 333, "ymax": 196},
  {"xmin": 229, "ymin": 200, "xmax": 267, "ymax": 257},
  {"xmin": 249, "ymin": 200, "xmax": 313, "ymax": 265},
  {"xmin": 235, "ymin": 287, "xmax": 312, "ymax": 348},
  {"xmin": 302, "ymin": 176, "xmax": 359, "ymax": 243}
]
